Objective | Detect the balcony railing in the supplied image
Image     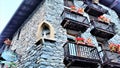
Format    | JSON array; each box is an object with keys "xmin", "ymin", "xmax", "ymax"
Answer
[
  {"xmin": 99, "ymin": 49, "xmax": 120, "ymax": 68},
  {"xmin": 90, "ymin": 20, "xmax": 115, "ymax": 40},
  {"xmin": 85, "ymin": 3, "xmax": 108, "ymax": 17},
  {"xmin": 61, "ymin": 9, "xmax": 90, "ymax": 32},
  {"xmin": 63, "ymin": 42, "xmax": 101, "ymax": 67}
]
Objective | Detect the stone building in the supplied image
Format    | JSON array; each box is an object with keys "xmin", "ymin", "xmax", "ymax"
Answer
[{"xmin": 0, "ymin": 0, "xmax": 120, "ymax": 68}]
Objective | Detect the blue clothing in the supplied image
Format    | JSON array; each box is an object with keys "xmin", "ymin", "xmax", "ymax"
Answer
[
  {"xmin": 0, "ymin": 44, "xmax": 6, "ymax": 54},
  {"xmin": 1, "ymin": 44, "xmax": 18, "ymax": 61}
]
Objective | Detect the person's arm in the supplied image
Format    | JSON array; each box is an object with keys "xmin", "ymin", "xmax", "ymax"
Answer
[
  {"xmin": 3, "ymin": 44, "xmax": 10, "ymax": 51},
  {"xmin": 0, "ymin": 44, "xmax": 6, "ymax": 54}
]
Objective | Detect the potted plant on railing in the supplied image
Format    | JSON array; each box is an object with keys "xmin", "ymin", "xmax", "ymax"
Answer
[
  {"xmin": 69, "ymin": 6, "xmax": 84, "ymax": 15},
  {"xmin": 70, "ymin": 5, "xmax": 76, "ymax": 12},
  {"xmin": 75, "ymin": 37, "xmax": 85, "ymax": 44},
  {"xmin": 98, "ymin": 15, "xmax": 110, "ymax": 24},
  {"xmin": 77, "ymin": 8, "xmax": 84, "ymax": 15},
  {"xmin": 117, "ymin": 44, "xmax": 120, "ymax": 54},
  {"xmin": 109, "ymin": 43, "xmax": 117, "ymax": 52},
  {"xmin": 85, "ymin": 38, "xmax": 94, "ymax": 46}
]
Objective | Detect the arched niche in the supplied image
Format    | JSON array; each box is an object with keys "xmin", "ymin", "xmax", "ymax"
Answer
[{"xmin": 36, "ymin": 20, "xmax": 55, "ymax": 45}]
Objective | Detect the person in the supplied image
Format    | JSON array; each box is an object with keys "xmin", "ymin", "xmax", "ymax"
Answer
[
  {"xmin": 1, "ymin": 38, "xmax": 18, "ymax": 62},
  {"xmin": 3, "ymin": 38, "xmax": 11, "ymax": 51},
  {"xmin": 0, "ymin": 38, "xmax": 11, "ymax": 68},
  {"xmin": 0, "ymin": 45, "xmax": 6, "ymax": 60}
]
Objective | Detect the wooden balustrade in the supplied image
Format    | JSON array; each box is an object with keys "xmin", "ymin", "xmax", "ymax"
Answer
[
  {"xmin": 85, "ymin": 3, "xmax": 108, "ymax": 17},
  {"xmin": 63, "ymin": 42, "xmax": 101, "ymax": 68},
  {"xmin": 61, "ymin": 9, "xmax": 90, "ymax": 32},
  {"xmin": 90, "ymin": 20, "xmax": 115, "ymax": 40},
  {"xmin": 99, "ymin": 49, "xmax": 120, "ymax": 68}
]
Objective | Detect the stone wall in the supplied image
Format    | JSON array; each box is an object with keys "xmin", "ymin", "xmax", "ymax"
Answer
[
  {"xmin": 11, "ymin": 1, "xmax": 46, "ymax": 55},
  {"xmin": 10, "ymin": 0, "xmax": 120, "ymax": 68},
  {"xmin": 11, "ymin": 0, "xmax": 66, "ymax": 68},
  {"xmin": 11, "ymin": 3, "xmax": 46, "ymax": 68}
]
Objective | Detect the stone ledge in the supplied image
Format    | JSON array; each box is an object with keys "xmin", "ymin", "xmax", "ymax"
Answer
[{"xmin": 35, "ymin": 37, "xmax": 56, "ymax": 45}]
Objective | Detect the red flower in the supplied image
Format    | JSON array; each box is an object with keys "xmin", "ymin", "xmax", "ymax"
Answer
[
  {"xmin": 117, "ymin": 44, "xmax": 120, "ymax": 54},
  {"xmin": 109, "ymin": 43, "xmax": 117, "ymax": 52},
  {"xmin": 70, "ymin": 6, "xmax": 76, "ymax": 10},
  {"xmin": 77, "ymin": 8, "xmax": 84, "ymax": 14},
  {"xmin": 76, "ymin": 37, "xmax": 84, "ymax": 41}
]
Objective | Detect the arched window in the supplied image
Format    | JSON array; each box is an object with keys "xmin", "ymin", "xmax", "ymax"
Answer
[
  {"xmin": 36, "ymin": 20, "xmax": 55, "ymax": 44},
  {"xmin": 41, "ymin": 25, "xmax": 50, "ymax": 38}
]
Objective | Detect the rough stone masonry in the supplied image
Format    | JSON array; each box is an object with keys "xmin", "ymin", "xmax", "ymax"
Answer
[{"xmin": 11, "ymin": 0, "xmax": 120, "ymax": 68}]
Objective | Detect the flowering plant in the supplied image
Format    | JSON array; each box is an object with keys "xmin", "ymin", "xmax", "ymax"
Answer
[
  {"xmin": 109, "ymin": 43, "xmax": 117, "ymax": 52},
  {"xmin": 117, "ymin": 44, "xmax": 120, "ymax": 54},
  {"xmin": 98, "ymin": 15, "xmax": 110, "ymax": 24},
  {"xmin": 69, "ymin": 6, "xmax": 84, "ymax": 14},
  {"xmin": 70, "ymin": 5, "xmax": 76, "ymax": 12},
  {"xmin": 76, "ymin": 37, "xmax": 84, "ymax": 41},
  {"xmin": 77, "ymin": 8, "xmax": 84, "ymax": 14},
  {"xmin": 75, "ymin": 37, "xmax": 85, "ymax": 44},
  {"xmin": 85, "ymin": 38, "xmax": 94, "ymax": 46},
  {"xmin": 0, "ymin": 61, "xmax": 16, "ymax": 68}
]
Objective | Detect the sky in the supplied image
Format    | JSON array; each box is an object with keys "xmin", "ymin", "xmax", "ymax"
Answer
[{"xmin": 0, "ymin": 0, "xmax": 23, "ymax": 34}]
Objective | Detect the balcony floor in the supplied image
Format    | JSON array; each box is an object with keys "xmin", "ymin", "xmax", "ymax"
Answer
[
  {"xmin": 61, "ymin": 18, "xmax": 90, "ymax": 32},
  {"xmin": 90, "ymin": 28, "xmax": 115, "ymax": 40},
  {"xmin": 64, "ymin": 55, "xmax": 101, "ymax": 68},
  {"xmin": 102, "ymin": 50, "xmax": 120, "ymax": 68},
  {"xmin": 84, "ymin": 4, "xmax": 108, "ymax": 17}
]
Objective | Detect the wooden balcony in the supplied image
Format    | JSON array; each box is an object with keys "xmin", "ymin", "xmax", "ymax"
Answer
[
  {"xmin": 63, "ymin": 42, "xmax": 101, "ymax": 68},
  {"xmin": 90, "ymin": 20, "xmax": 115, "ymax": 40},
  {"xmin": 99, "ymin": 50, "xmax": 120, "ymax": 68},
  {"xmin": 61, "ymin": 9, "xmax": 90, "ymax": 32},
  {"xmin": 85, "ymin": 3, "xmax": 108, "ymax": 17}
]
